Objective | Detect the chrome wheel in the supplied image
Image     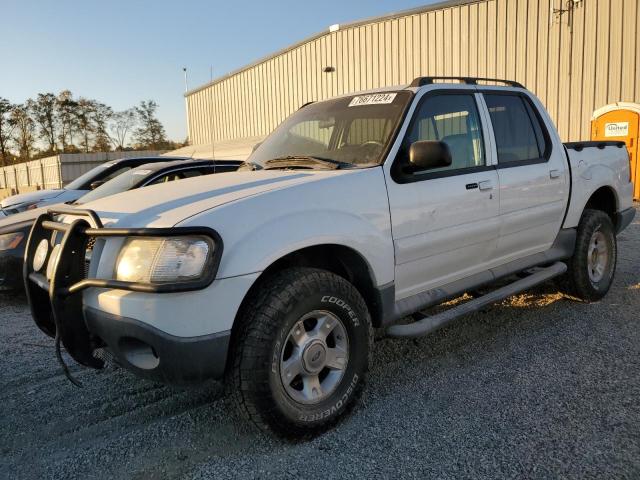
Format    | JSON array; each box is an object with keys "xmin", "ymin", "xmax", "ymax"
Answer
[
  {"xmin": 587, "ymin": 229, "xmax": 609, "ymax": 283},
  {"xmin": 279, "ymin": 310, "xmax": 349, "ymax": 405}
]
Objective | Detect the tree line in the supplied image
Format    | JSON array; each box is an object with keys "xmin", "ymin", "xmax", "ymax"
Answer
[{"xmin": 0, "ymin": 91, "xmax": 185, "ymax": 167}]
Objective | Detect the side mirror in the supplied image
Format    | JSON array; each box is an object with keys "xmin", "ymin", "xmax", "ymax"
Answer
[
  {"xmin": 407, "ymin": 141, "xmax": 452, "ymax": 172},
  {"xmin": 89, "ymin": 180, "xmax": 106, "ymax": 190}
]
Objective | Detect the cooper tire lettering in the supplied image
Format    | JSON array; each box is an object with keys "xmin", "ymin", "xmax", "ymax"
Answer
[{"xmin": 321, "ymin": 295, "xmax": 360, "ymax": 326}]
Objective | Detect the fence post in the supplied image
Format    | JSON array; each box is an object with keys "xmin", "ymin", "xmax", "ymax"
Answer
[{"xmin": 55, "ymin": 155, "xmax": 62, "ymax": 188}]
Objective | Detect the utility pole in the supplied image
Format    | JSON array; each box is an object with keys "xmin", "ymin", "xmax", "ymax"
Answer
[{"xmin": 183, "ymin": 67, "xmax": 191, "ymax": 145}]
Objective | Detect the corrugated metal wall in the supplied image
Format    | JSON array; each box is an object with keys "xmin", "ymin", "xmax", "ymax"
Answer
[{"xmin": 186, "ymin": 0, "xmax": 640, "ymax": 145}]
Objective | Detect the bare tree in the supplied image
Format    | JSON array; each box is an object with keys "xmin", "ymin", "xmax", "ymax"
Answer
[
  {"xmin": 133, "ymin": 100, "xmax": 167, "ymax": 149},
  {"xmin": 0, "ymin": 92, "xmax": 172, "ymax": 158},
  {"xmin": 92, "ymin": 102, "xmax": 113, "ymax": 152},
  {"xmin": 0, "ymin": 97, "xmax": 15, "ymax": 166},
  {"xmin": 75, "ymin": 97, "xmax": 95, "ymax": 152},
  {"xmin": 56, "ymin": 90, "xmax": 78, "ymax": 151},
  {"xmin": 28, "ymin": 93, "xmax": 57, "ymax": 153},
  {"xmin": 10, "ymin": 104, "xmax": 36, "ymax": 161},
  {"xmin": 109, "ymin": 109, "xmax": 137, "ymax": 150}
]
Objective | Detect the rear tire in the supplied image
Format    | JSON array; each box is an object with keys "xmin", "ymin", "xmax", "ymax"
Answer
[
  {"xmin": 558, "ymin": 209, "xmax": 617, "ymax": 301},
  {"xmin": 229, "ymin": 267, "xmax": 372, "ymax": 438}
]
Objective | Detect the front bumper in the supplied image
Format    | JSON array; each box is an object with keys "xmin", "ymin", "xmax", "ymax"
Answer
[
  {"xmin": 0, "ymin": 250, "xmax": 24, "ymax": 290},
  {"xmin": 23, "ymin": 207, "xmax": 234, "ymax": 383},
  {"xmin": 84, "ymin": 306, "xmax": 230, "ymax": 383},
  {"xmin": 0, "ymin": 222, "xmax": 31, "ymax": 290}
]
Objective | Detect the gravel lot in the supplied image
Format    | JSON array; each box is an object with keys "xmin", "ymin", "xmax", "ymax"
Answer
[{"xmin": 1, "ymin": 205, "xmax": 639, "ymax": 480}]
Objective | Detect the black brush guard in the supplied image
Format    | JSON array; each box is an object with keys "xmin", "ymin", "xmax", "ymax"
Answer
[{"xmin": 23, "ymin": 207, "xmax": 223, "ymax": 375}]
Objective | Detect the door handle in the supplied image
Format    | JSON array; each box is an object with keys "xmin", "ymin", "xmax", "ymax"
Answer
[
  {"xmin": 478, "ymin": 180, "xmax": 494, "ymax": 191},
  {"xmin": 550, "ymin": 169, "xmax": 561, "ymax": 179}
]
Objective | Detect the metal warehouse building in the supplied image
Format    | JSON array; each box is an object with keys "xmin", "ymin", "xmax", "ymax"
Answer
[{"xmin": 183, "ymin": 0, "xmax": 640, "ymax": 158}]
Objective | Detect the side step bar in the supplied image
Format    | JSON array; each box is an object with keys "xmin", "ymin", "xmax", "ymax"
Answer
[{"xmin": 386, "ymin": 262, "xmax": 567, "ymax": 339}]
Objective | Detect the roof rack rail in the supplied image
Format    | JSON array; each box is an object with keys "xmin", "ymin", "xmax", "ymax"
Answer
[{"xmin": 409, "ymin": 76, "xmax": 525, "ymax": 89}]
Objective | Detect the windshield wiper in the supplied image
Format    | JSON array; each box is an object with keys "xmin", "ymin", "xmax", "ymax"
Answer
[{"xmin": 264, "ymin": 155, "xmax": 351, "ymax": 170}]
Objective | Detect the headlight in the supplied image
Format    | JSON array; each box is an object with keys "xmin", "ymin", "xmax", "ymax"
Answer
[
  {"xmin": 115, "ymin": 236, "xmax": 214, "ymax": 284},
  {"xmin": 0, "ymin": 232, "xmax": 25, "ymax": 251}
]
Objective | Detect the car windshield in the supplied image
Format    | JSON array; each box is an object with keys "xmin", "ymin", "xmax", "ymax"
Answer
[
  {"xmin": 74, "ymin": 168, "xmax": 151, "ymax": 205},
  {"xmin": 65, "ymin": 162, "xmax": 119, "ymax": 190},
  {"xmin": 248, "ymin": 91, "xmax": 413, "ymax": 169}
]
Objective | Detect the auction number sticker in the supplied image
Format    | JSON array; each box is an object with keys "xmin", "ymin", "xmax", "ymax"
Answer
[
  {"xmin": 349, "ymin": 93, "xmax": 397, "ymax": 107},
  {"xmin": 604, "ymin": 122, "xmax": 629, "ymax": 137}
]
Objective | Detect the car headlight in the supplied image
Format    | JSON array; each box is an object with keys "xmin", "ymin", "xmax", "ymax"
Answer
[
  {"xmin": 115, "ymin": 236, "xmax": 215, "ymax": 284},
  {"xmin": 0, "ymin": 232, "xmax": 25, "ymax": 251}
]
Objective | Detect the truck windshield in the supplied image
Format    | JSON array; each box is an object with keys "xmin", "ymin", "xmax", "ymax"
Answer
[{"xmin": 248, "ymin": 91, "xmax": 413, "ymax": 169}]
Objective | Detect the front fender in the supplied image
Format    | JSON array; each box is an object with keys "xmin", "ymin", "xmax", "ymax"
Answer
[
  {"xmin": 179, "ymin": 168, "xmax": 395, "ymax": 287},
  {"xmin": 224, "ymin": 208, "xmax": 393, "ymax": 285}
]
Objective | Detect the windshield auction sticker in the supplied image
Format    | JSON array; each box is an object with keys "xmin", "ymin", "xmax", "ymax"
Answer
[{"xmin": 348, "ymin": 93, "xmax": 397, "ymax": 107}]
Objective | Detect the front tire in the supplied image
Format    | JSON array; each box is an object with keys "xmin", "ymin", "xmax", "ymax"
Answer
[
  {"xmin": 559, "ymin": 209, "xmax": 617, "ymax": 301},
  {"xmin": 230, "ymin": 267, "xmax": 372, "ymax": 438}
]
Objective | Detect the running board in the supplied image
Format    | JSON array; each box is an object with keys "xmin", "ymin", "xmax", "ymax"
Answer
[{"xmin": 386, "ymin": 262, "xmax": 567, "ymax": 339}]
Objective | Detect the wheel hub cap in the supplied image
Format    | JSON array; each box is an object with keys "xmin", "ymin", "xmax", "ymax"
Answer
[
  {"xmin": 302, "ymin": 341, "xmax": 327, "ymax": 374},
  {"xmin": 587, "ymin": 230, "xmax": 609, "ymax": 283},
  {"xmin": 279, "ymin": 310, "xmax": 349, "ymax": 405}
]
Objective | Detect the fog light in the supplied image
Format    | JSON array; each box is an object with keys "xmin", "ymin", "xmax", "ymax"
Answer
[
  {"xmin": 119, "ymin": 337, "xmax": 160, "ymax": 370},
  {"xmin": 33, "ymin": 239, "xmax": 49, "ymax": 272}
]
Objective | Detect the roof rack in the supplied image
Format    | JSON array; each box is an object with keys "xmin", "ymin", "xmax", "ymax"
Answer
[{"xmin": 409, "ymin": 76, "xmax": 525, "ymax": 89}]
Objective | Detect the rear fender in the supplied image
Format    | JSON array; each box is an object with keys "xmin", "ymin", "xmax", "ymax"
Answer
[{"xmin": 563, "ymin": 150, "xmax": 633, "ymax": 228}]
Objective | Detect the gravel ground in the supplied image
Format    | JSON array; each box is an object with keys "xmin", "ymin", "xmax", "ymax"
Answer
[{"xmin": 1, "ymin": 205, "xmax": 639, "ymax": 479}]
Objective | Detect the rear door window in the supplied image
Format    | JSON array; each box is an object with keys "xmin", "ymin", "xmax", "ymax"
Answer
[{"xmin": 484, "ymin": 94, "xmax": 548, "ymax": 164}]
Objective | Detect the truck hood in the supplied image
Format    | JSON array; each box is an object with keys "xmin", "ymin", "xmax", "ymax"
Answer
[{"xmin": 78, "ymin": 169, "xmax": 355, "ymax": 228}]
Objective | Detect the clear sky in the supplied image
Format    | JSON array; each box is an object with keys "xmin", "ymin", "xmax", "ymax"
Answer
[{"xmin": 1, "ymin": 0, "xmax": 437, "ymax": 142}]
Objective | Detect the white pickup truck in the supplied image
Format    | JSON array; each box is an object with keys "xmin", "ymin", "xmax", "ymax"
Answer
[{"xmin": 24, "ymin": 77, "xmax": 635, "ymax": 437}]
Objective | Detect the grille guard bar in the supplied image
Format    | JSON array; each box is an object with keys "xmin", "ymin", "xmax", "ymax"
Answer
[{"xmin": 23, "ymin": 207, "xmax": 223, "ymax": 372}]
